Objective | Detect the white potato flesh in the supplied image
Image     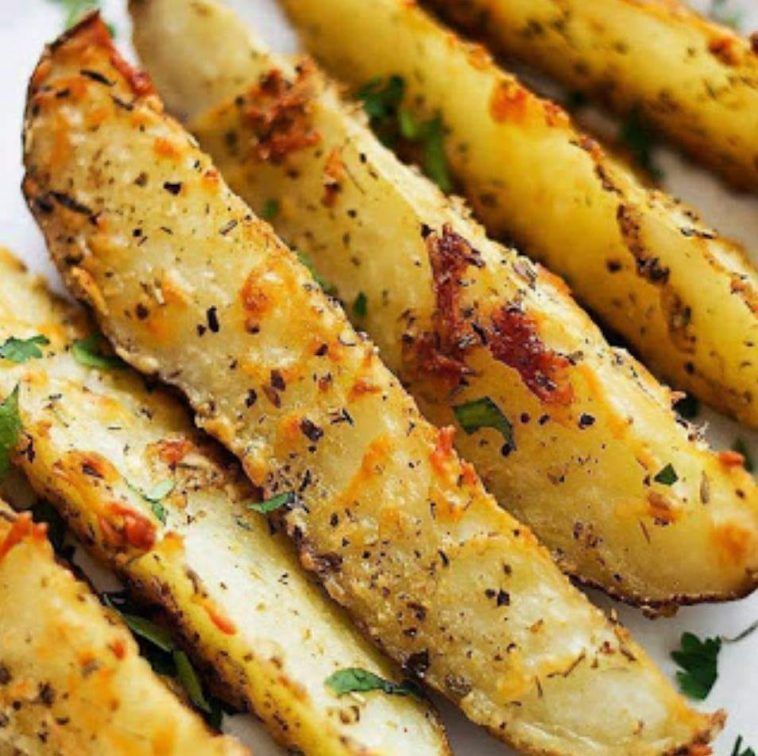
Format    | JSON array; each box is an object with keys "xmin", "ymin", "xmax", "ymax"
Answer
[
  {"xmin": 282, "ymin": 0, "xmax": 758, "ymax": 429},
  {"xmin": 424, "ymin": 0, "xmax": 758, "ymax": 190},
  {"xmin": 22, "ymin": 18, "xmax": 721, "ymax": 755},
  {"xmin": 129, "ymin": 0, "xmax": 758, "ymax": 609},
  {"xmin": 0, "ymin": 500, "xmax": 246, "ymax": 756},
  {"xmin": 0, "ymin": 246, "xmax": 449, "ymax": 756}
]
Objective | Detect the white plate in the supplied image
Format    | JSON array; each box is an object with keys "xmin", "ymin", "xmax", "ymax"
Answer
[{"xmin": 0, "ymin": 1, "xmax": 755, "ymax": 753}]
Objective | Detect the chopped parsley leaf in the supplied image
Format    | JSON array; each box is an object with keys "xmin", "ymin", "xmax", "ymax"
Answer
[
  {"xmin": 142, "ymin": 480, "xmax": 174, "ymax": 524},
  {"xmin": 0, "ymin": 335, "xmax": 50, "ymax": 364},
  {"xmin": 357, "ymin": 76, "xmax": 453, "ymax": 192},
  {"xmin": 421, "ymin": 115, "xmax": 454, "ymax": 194},
  {"xmin": 356, "ymin": 76, "xmax": 405, "ymax": 144},
  {"xmin": 325, "ymin": 667, "xmax": 418, "ymax": 697},
  {"xmin": 104, "ymin": 593, "xmax": 222, "ymax": 722},
  {"xmin": 174, "ymin": 649, "xmax": 212, "ymax": 713},
  {"xmin": 72, "ymin": 333, "xmax": 125, "ymax": 370},
  {"xmin": 261, "ymin": 198, "xmax": 280, "ymax": 221},
  {"xmin": 732, "ymin": 438, "xmax": 754, "ymax": 473},
  {"xmin": 295, "ymin": 249, "xmax": 336, "ymax": 295},
  {"xmin": 248, "ymin": 491, "xmax": 296, "ymax": 514},
  {"xmin": 0, "ymin": 386, "xmax": 22, "ymax": 479},
  {"xmin": 453, "ymin": 397, "xmax": 514, "ymax": 449},
  {"xmin": 103, "ymin": 593, "xmax": 174, "ymax": 652},
  {"xmin": 352, "ymin": 292, "xmax": 368, "ymax": 319},
  {"xmin": 653, "ymin": 463, "xmax": 678, "ymax": 486},
  {"xmin": 671, "ymin": 632, "xmax": 721, "ymax": 700},
  {"xmin": 619, "ymin": 109, "xmax": 663, "ymax": 181},
  {"xmin": 731, "ymin": 735, "xmax": 756, "ymax": 756}
]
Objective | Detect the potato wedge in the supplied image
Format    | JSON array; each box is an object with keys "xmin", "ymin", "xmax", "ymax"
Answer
[
  {"xmin": 282, "ymin": 0, "xmax": 758, "ymax": 428},
  {"xmin": 23, "ymin": 17, "xmax": 723, "ymax": 754},
  {"xmin": 129, "ymin": 0, "xmax": 758, "ymax": 609},
  {"xmin": 423, "ymin": 0, "xmax": 758, "ymax": 191},
  {"xmin": 0, "ymin": 499, "xmax": 246, "ymax": 756},
  {"xmin": 0, "ymin": 246, "xmax": 449, "ymax": 756}
]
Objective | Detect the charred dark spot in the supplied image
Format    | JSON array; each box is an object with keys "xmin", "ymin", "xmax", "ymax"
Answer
[
  {"xmin": 578, "ymin": 413, "xmax": 596, "ymax": 428},
  {"xmin": 404, "ymin": 650, "xmax": 430, "ymax": 679},
  {"xmin": 206, "ymin": 306, "xmax": 220, "ymax": 333},
  {"xmin": 50, "ymin": 192, "xmax": 92, "ymax": 216},
  {"xmin": 163, "ymin": 181, "xmax": 182, "ymax": 196},
  {"xmin": 80, "ymin": 69, "xmax": 113, "ymax": 86},
  {"xmin": 300, "ymin": 418, "xmax": 324, "ymax": 443}
]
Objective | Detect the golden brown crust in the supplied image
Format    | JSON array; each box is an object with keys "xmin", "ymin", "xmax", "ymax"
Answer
[
  {"xmin": 23, "ymin": 18, "xmax": 723, "ymax": 754},
  {"xmin": 133, "ymin": 0, "xmax": 758, "ymax": 608},
  {"xmin": 283, "ymin": 0, "xmax": 758, "ymax": 428},
  {"xmin": 0, "ymin": 501, "xmax": 247, "ymax": 756},
  {"xmin": 0, "ymin": 243, "xmax": 449, "ymax": 755},
  {"xmin": 423, "ymin": 0, "xmax": 758, "ymax": 190}
]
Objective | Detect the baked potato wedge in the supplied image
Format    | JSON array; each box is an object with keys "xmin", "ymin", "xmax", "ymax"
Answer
[
  {"xmin": 0, "ymin": 499, "xmax": 246, "ymax": 756},
  {"xmin": 282, "ymin": 0, "xmax": 758, "ymax": 429},
  {"xmin": 423, "ymin": 0, "xmax": 758, "ymax": 191},
  {"xmin": 24, "ymin": 17, "xmax": 723, "ymax": 754},
  {"xmin": 0, "ymin": 246, "xmax": 449, "ymax": 756},
  {"xmin": 130, "ymin": 0, "xmax": 758, "ymax": 609}
]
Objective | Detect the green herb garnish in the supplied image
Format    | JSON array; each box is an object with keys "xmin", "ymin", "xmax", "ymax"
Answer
[
  {"xmin": 261, "ymin": 198, "xmax": 280, "ymax": 221},
  {"xmin": 352, "ymin": 292, "xmax": 368, "ymax": 319},
  {"xmin": 325, "ymin": 667, "xmax": 418, "ymax": 697},
  {"xmin": 619, "ymin": 109, "xmax": 663, "ymax": 181},
  {"xmin": 357, "ymin": 76, "xmax": 406, "ymax": 143},
  {"xmin": 104, "ymin": 593, "xmax": 222, "ymax": 722},
  {"xmin": 0, "ymin": 386, "xmax": 22, "ymax": 479},
  {"xmin": 732, "ymin": 438, "xmax": 754, "ymax": 473},
  {"xmin": 248, "ymin": 491, "xmax": 297, "ymax": 514},
  {"xmin": 125, "ymin": 614, "xmax": 174, "ymax": 652},
  {"xmin": 295, "ymin": 250, "xmax": 336, "ymax": 295},
  {"xmin": 72, "ymin": 333, "xmax": 125, "ymax": 370},
  {"xmin": 174, "ymin": 649, "xmax": 212, "ymax": 713},
  {"xmin": 357, "ymin": 76, "xmax": 453, "ymax": 192},
  {"xmin": 671, "ymin": 632, "xmax": 721, "ymax": 700},
  {"xmin": 654, "ymin": 463, "xmax": 678, "ymax": 486},
  {"xmin": 453, "ymin": 397, "xmax": 514, "ymax": 449},
  {"xmin": 731, "ymin": 735, "xmax": 756, "ymax": 756},
  {"xmin": 420, "ymin": 115, "xmax": 453, "ymax": 193},
  {"xmin": 0, "ymin": 335, "xmax": 50, "ymax": 364},
  {"xmin": 143, "ymin": 480, "xmax": 174, "ymax": 524}
]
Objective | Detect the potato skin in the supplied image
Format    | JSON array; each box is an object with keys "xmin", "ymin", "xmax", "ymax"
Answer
[
  {"xmin": 282, "ymin": 0, "xmax": 758, "ymax": 429},
  {"xmin": 23, "ymin": 17, "xmax": 723, "ymax": 755},
  {"xmin": 0, "ymin": 500, "xmax": 246, "ymax": 756},
  {"xmin": 128, "ymin": 0, "xmax": 758, "ymax": 610},
  {"xmin": 0, "ymin": 246, "xmax": 448, "ymax": 756},
  {"xmin": 424, "ymin": 0, "xmax": 758, "ymax": 191}
]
